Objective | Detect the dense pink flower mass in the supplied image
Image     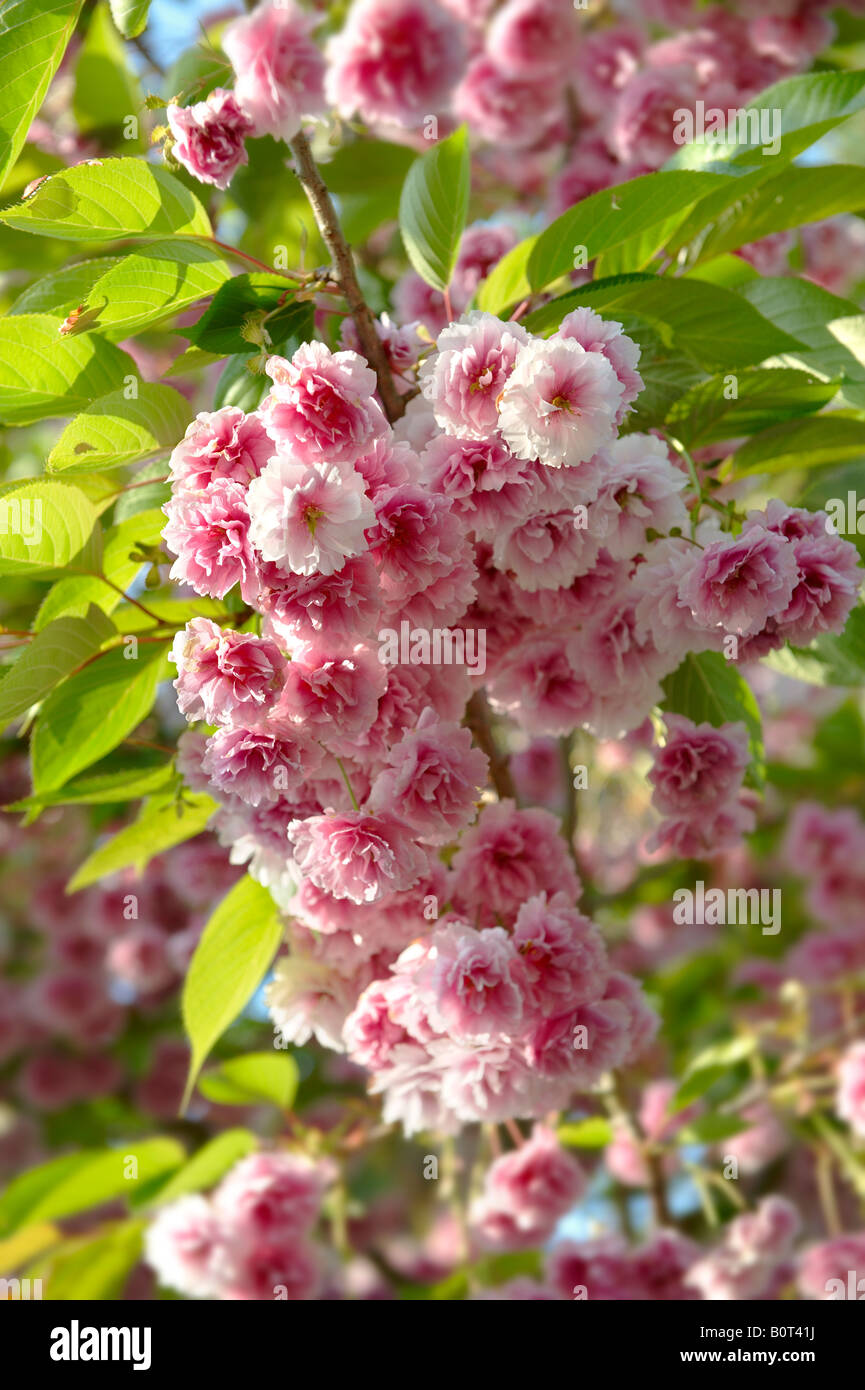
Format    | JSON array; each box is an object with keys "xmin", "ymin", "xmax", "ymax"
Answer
[
  {"xmin": 146, "ymin": 1152, "xmax": 332, "ymax": 1299},
  {"xmin": 223, "ymin": 0, "xmax": 326, "ymax": 142},
  {"xmin": 160, "ymin": 249, "xmax": 861, "ymax": 1153}
]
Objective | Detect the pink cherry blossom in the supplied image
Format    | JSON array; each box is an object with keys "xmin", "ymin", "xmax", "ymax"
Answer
[
  {"xmin": 288, "ymin": 811, "xmax": 428, "ymax": 904},
  {"xmin": 420, "ymin": 312, "xmax": 528, "ymax": 440},
  {"xmin": 247, "ymin": 455, "xmax": 374, "ymax": 578},
  {"xmin": 677, "ymin": 525, "xmax": 799, "ymax": 638},
  {"xmin": 369, "ymin": 707, "xmax": 488, "ymax": 844},
  {"xmin": 261, "ymin": 341, "xmax": 387, "ymax": 466},
  {"xmin": 163, "ymin": 479, "xmax": 258, "ymax": 603},
  {"xmin": 166, "ymin": 89, "xmax": 253, "ymax": 189},
  {"xmin": 325, "ymin": 0, "xmax": 467, "ymax": 128},
  {"xmin": 223, "ymin": 0, "xmax": 326, "ymax": 142},
  {"xmin": 214, "ymin": 1152, "xmax": 331, "ymax": 1239},
  {"xmin": 512, "ymin": 891, "xmax": 609, "ymax": 1017},
  {"xmin": 454, "ymin": 55, "xmax": 564, "ymax": 149},
  {"xmin": 168, "ymin": 407, "xmax": 273, "ymax": 492},
  {"xmin": 497, "ymin": 337, "xmax": 624, "ymax": 469},
  {"xmin": 170, "ymin": 618, "xmax": 285, "ymax": 726},
  {"xmin": 451, "ymin": 800, "xmax": 581, "ymax": 926},
  {"xmin": 557, "ymin": 307, "xmax": 644, "ymax": 426},
  {"xmin": 649, "ymin": 714, "xmax": 750, "ymax": 816}
]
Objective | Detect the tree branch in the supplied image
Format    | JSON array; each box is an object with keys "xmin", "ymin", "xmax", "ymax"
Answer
[
  {"xmin": 289, "ymin": 130, "xmax": 405, "ymax": 424},
  {"xmin": 465, "ymin": 690, "xmax": 516, "ymax": 803}
]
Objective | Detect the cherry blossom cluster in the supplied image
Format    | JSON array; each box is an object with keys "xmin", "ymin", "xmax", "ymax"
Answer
[
  {"xmin": 163, "ymin": 288, "xmax": 862, "ymax": 1135},
  {"xmin": 0, "ymin": 755, "xmax": 238, "ymax": 1124},
  {"xmin": 145, "ymin": 1151, "xmax": 333, "ymax": 1300},
  {"xmin": 481, "ymin": 1196, "xmax": 865, "ymax": 1301},
  {"xmin": 159, "ymin": 1, "xmax": 865, "ymax": 301}
]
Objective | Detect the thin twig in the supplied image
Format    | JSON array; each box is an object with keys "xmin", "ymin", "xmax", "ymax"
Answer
[{"xmin": 288, "ymin": 130, "xmax": 405, "ymax": 424}]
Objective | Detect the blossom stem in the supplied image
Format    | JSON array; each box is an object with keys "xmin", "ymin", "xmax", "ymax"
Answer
[
  {"xmin": 504, "ymin": 1118, "xmax": 524, "ymax": 1147},
  {"xmin": 88, "ymin": 573, "xmax": 168, "ymax": 627},
  {"xmin": 560, "ymin": 734, "xmax": 578, "ymax": 854},
  {"xmin": 662, "ymin": 431, "xmax": 702, "ymax": 538},
  {"xmin": 334, "ymin": 756, "xmax": 360, "ymax": 812},
  {"xmin": 288, "ymin": 129, "xmax": 405, "ymax": 424}
]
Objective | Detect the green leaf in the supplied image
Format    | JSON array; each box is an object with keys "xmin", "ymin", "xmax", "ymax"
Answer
[
  {"xmin": 0, "ymin": 158, "xmax": 211, "ymax": 241},
  {"xmin": 733, "ymin": 415, "xmax": 865, "ymax": 476},
  {"xmin": 6, "ymin": 750, "xmax": 173, "ymax": 812},
  {"xmin": 67, "ymin": 790, "xmax": 217, "ymax": 889},
  {"xmin": 10, "ymin": 256, "xmax": 124, "ymax": 317},
  {"xmin": 213, "ymin": 353, "xmax": 270, "ymax": 411},
  {"xmin": 666, "ymin": 70, "xmax": 865, "ymax": 172},
  {"xmin": 0, "ymin": 1, "xmax": 84, "ymax": 189},
  {"xmin": 677, "ymin": 1114, "xmax": 751, "ymax": 1145},
  {"xmin": 182, "ymin": 876, "xmax": 285, "ymax": 1107},
  {"xmin": 31, "ymin": 640, "xmax": 170, "ymax": 792},
  {"xmin": 0, "ymin": 313, "xmax": 137, "ymax": 425},
  {"xmin": 398, "ymin": 126, "xmax": 470, "ymax": 292},
  {"xmin": 187, "ymin": 272, "xmax": 307, "ymax": 355},
  {"xmin": 34, "ymin": 507, "xmax": 166, "ymax": 628},
  {"xmin": 0, "ymin": 478, "xmax": 101, "ymax": 578},
  {"xmin": 764, "ymin": 607, "xmax": 865, "ymax": 688},
  {"xmin": 323, "ymin": 139, "xmax": 417, "ymax": 245},
  {"xmin": 325, "ymin": 139, "xmax": 416, "ymax": 195},
  {"xmin": 30, "ymin": 1220, "xmax": 144, "ymax": 1300},
  {"xmin": 198, "ymin": 1052, "xmax": 300, "ymax": 1109},
  {"xmin": 77, "ymin": 239, "xmax": 230, "ymax": 334},
  {"xmin": 524, "ymin": 275, "xmax": 804, "ymax": 373},
  {"xmin": 147, "ymin": 1130, "xmax": 257, "ymax": 1207},
  {"xmin": 685, "ymin": 1036, "xmax": 758, "ymax": 1074},
  {"xmin": 0, "ymin": 605, "xmax": 115, "ymax": 731},
  {"xmin": 112, "ymin": 456, "xmax": 171, "ymax": 522},
  {"xmin": 661, "ymin": 651, "xmax": 764, "ymax": 785},
  {"xmin": 738, "ymin": 277, "xmax": 865, "ymax": 385},
  {"xmin": 673, "ymin": 1062, "xmax": 750, "ymax": 1113},
  {"xmin": 476, "ymin": 234, "xmax": 536, "ymax": 316},
  {"xmin": 74, "ymin": 3, "xmax": 143, "ymax": 143},
  {"xmin": 664, "ymin": 368, "xmax": 840, "ymax": 450},
  {"xmin": 109, "ymin": 0, "xmax": 151, "ymax": 40},
  {"xmin": 682, "ymin": 165, "xmax": 865, "ymax": 267},
  {"xmin": 556, "ymin": 1118, "xmax": 613, "ymax": 1148},
  {"xmin": 525, "ymin": 170, "xmax": 725, "ymax": 297},
  {"xmin": 0, "ymin": 1139, "xmax": 184, "ymax": 1235},
  {"xmin": 622, "ymin": 324, "xmax": 708, "ymax": 433},
  {"xmin": 48, "ymin": 383, "xmax": 190, "ymax": 473}
]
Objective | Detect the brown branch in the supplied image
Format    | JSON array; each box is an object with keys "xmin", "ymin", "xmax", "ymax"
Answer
[
  {"xmin": 288, "ymin": 130, "xmax": 405, "ymax": 424},
  {"xmin": 465, "ymin": 690, "xmax": 516, "ymax": 803}
]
